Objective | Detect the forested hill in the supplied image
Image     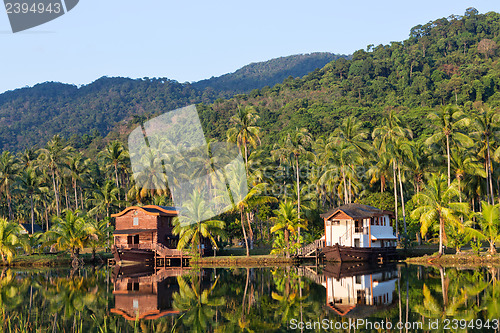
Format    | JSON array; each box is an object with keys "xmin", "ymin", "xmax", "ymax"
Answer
[
  {"xmin": 0, "ymin": 52, "xmax": 341, "ymax": 152},
  {"xmin": 197, "ymin": 8, "xmax": 500, "ymax": 146},
  {"xmin": 192, "ymin": 52, "xmax": 345, "ymax": 96}
]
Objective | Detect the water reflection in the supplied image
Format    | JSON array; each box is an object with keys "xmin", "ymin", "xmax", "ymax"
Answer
[
  {"xmin": 322, "ymin": 262, "xmax": 397, "ymax": 317},
  {"xmin": 0, "ymin": 264, "xmax": 499, "ymax": 331}
]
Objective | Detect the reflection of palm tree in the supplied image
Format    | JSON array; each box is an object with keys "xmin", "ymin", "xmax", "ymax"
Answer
[{"xmin": 173, "ymin": 273, "xmax": 225, "ymax": 332}]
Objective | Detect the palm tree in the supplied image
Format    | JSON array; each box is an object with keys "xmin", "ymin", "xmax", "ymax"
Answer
[
  {"xmin": 87, "ymin": 180, "xmax": 121, "ymax": 219},
  {"xmin": 87, "ymin": 217, "xmax": 113, "ymax": 261},
  {"xmin": 471, "ymin": 106, "xmax": 500, "ymax": 204},
  {"xmin": 46, "ymin": 210, "xmax": 91, "ymax": 265},
  {"xmin": 87, "ymin": 180, "xmax": 121, "ymax": 250},
  {"xmin": 271, "ymin": 128, "xmax": 312, "ymax": 240},
  {"xmin": 99, "ymin": 141, "xmax": 128, "ymax": 201},
  {"xmin": 425, "ymin": 105, "xmax": 472, "ymax": 186},
  {"xmin": 0, "ymin": 218, "xmax": 25, "ymax": 264},
  {"xmin": 373, "ymin": 111, "xmax": 412, "ymax": 238},
  {"xmin": 0, "ymin": 151, "xmax": 19, "ymax": 220},
  {"xmin": 39, "ymin": 135, "xmax": 70, "ymax": 216},
  {"xmin": 66, "ymin": 152, "xmax": 88, "ymax": 210},
  {"xmin": 227, "ymin": 105, "xmax": 261, "ymax": 173},
  {"xmin": 16, "ymin": 167, "xmax": 46, "ymax": 234},
  {"xmin": 411, "ymin": 174, "xmax": 469, "ymax": 255},
  {"xmin": 270, "ymin": 200, "xmax": 306, "ymax": 258},
  {"xmin": 172, "ymin": 190, "xmax": 226, "ymax": 256},
  {"xmin": 475, "ymin": 201, "xmax": 500, "ymax": 254},
  {"xmin": 450, "ymin": 147, "xmax": 486, "ymax": 203}
]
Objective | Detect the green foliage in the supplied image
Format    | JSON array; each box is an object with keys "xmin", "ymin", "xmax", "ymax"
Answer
[{"xmin": 355, "ymin": 192, "xmax": 395, "ymax": 211}]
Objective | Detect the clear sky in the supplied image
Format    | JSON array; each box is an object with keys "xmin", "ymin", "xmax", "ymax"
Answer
[{"xmin": 0, "ymin": 0, "xmax": 499, "ymax": 93}]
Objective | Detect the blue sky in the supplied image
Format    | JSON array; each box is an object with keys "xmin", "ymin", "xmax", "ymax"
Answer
[{"xmin": 0, "ymin": 0, "xmax": 499, "ymax": 93}]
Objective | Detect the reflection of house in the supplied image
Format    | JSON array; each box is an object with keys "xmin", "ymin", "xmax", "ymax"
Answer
[
  {"xmin": 111, "ymin": 205, "xmax": 212, "ymax": 265},
  {"xmin": 323, "ymin": 263, "xmax": 397, "ymax": 317},
  {"xmin": 111, "ymin": 265, "xmax": 188, "ymax": 320},
  {"xmin": 320, "ymin": 204, "xmax": 397, "ymax": 261}
]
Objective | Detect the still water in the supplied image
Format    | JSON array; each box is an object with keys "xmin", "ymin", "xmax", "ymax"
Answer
[{"xmin": 0, "ymin": 263, "xmax": 499, "ymax": 332}]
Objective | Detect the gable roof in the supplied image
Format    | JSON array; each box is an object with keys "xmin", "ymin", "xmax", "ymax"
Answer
[
  {"xmin": 111, "ymin": 205, "xmax": 179, "ymax": 218},
  {"xmin": 20, "ymin": 223, "xmax": 44, "ymax": 234},
  {"xmin": 320, "ymin": 203, "xmax": 394, "ymax": 220}
]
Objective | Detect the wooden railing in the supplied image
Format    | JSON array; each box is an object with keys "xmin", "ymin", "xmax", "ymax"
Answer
[
  {"xmin": 154, "ymin": 243, "xmax": 183, "ymax": 257},
  {"xmin": 296, "ymin": 239, "xmax": 324, "ymax": 257},
  {"xmin": 114, "ymin": 243, "xmax": 153, "ymax": 250}
]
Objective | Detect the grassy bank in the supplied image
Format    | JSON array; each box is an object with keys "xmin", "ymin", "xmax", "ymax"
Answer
[
  {"xmin": 4, "ymin": 252, "xmax": 113, "ymax": 268},
  {"xmin": 192, "ymin": 255, "xmax": 294, "ymax": 266},
  {"xmin": 406, "ymin": 250, "xmax": 500, "ymax": 267}
]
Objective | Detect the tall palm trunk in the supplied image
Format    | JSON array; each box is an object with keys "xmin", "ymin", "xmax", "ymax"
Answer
[
  {"xmin": 30, "ymin": 193, "xmax": 34, "ymax": 234},
  {"xmin": 397, "ymin": 163, "xmax": 407, "ymax": 236},
  {"xmin": 285, "ymin": 228, "xmax": 290, "ymax": 259},
  {"xmin": 74, "ymin": 179, "xmax": 78, "ymax": 210},
  {"xmin": 295, "ymin": 156, "xmax": 301, "ymax": 242},
  {"xmin": 439, "ymin": 216, "xmax": 444, "ymax": 255},
  {"xmin": 392, "ymin": 160, "xmax": 399, "ymax": 239},
  {"xmin": 52, "ymin": 170, "xmax": 60, "ymax": 216},
  {"xmin": 486, "ymin": 136, "xmax": 495, "ymax": 204},
  {"xmin": 240, "ymin": 208, "xmax": 250, "ymax": 256},
  {"xmin": 446, "ymin": 134, "xmax": 451, "ymax": 186},
  {"xmin": 342, "ymin": 168, "xmax": 348, "ymax": 205}
]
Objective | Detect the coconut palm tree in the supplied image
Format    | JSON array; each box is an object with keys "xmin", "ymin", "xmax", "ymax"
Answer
[
  {"xmin": 0, "ymin": 218, "xmax": 25, "ymax": 264},
  {"xmin": 227, "ymin": 105, "xmax": 261, "ymax": 173},
  {"xmin": 87, "ymin": 180, "xmax": 121, "ymax": 250},
  {"xmin": 270, "ymin": 200, "xmax": 306, "ymax": 258},
  {"xmin": 46, "ymin": 210, "xmax": 91, "ymax": 266},
  {"xmin": 66, "ymin": 152, "xmax": 88, "ymax": 210},
  {"xmin": 16, "ymin": 167, "xmax": 46, "ymax": 234},
  {"xmin": 475, "ymin": 201, "xmax": 500, "ymax": 254},
  {"xmin": 425, "ymin": 105, "xmax": 472, "ymax": 186},
  {"xmin": 373, "ymin": 111, "xmax": 412, "ymax": 237},
  {"xmin": 99, "ymin": 141, "xmax": 128, "ymax": 201},
  {"xmin": 39, "ymin": 135, "xmax": 70, "ymax": 216},
  {"xmin": 472, "ymin": 106, "xmax": 500, "ymax": 204},
  {"xmin": 172, "ymin": 190, "xmax": 226, "ymax": 256},
  {"xmin": 411, "ymin": 174, "xmax": 469, "ymax": 255},
  {"xmin": 87, "ymin": 180, "xmax": 121, "ymax": 219},
  {"xmin": 271, "ymin": 128, "xmax": 312, "ymax": 240},
  {"xmin": 0, "ymin": 151, "xmax": 19, "ymax": 220},
  {"xmin": 450, "ymin": 147, "xmax": 486, "ymax": 204}
]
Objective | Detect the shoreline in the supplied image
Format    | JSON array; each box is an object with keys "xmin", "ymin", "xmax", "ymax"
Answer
[
  {"xmin": 191, "ymin": 255, "xmax": 295, "ymax": 266},
  {"xmin": 405, "ymin": 253, "xmax": 500, "ymax": 267},
  {"xmin": 2, "ymin": 252, "xmax": 113, "ymax": 268}
]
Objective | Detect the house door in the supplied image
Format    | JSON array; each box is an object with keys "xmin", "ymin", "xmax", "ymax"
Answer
[
  {"xmin": 127, "ymin": 235, "xmax": 140, "ymax": 244},
  {"xmin": 354, "ymin": 239, "xmax": 360, "ymax": 247}
]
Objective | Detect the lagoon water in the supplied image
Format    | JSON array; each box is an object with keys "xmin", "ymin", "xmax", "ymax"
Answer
[{"xmin": 1, "ymin": 263, "xmax": 499, "ymax": 332}]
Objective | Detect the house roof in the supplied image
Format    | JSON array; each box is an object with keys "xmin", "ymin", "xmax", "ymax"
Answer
[
  {"xmin": 20, "ymin": 223, "xmax": 43, "ymax": 234},
  {"xmin": 320, "ymin": 203, "xmax": 394, "ymax": 220},
  {"xmin": 111, "ymin": 205, "xmax": 179, "ymax": 218}
]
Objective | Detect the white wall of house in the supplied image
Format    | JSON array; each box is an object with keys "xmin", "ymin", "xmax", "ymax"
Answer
[
  {"xmin": 325, "ymin": 271, "xmax": 397, "ymax": 306},
  {"xmin": 325, "ymin": 214, "xmax": 396, "ymax": 247}
]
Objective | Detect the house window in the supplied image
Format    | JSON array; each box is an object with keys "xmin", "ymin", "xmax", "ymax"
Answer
[
  {"xmin": 133, "ymin": 217, "xmax": 139, "ymax": 226},
  {"xmin": 133, "ymin": 299, "xmax": 139, "ymax": 309}
]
